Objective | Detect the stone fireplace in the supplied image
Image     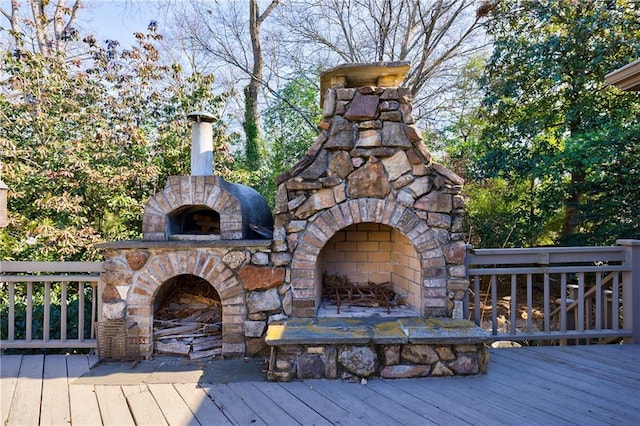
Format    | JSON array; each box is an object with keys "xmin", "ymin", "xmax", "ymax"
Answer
[
  {"xmin": 271, "ymin": 62, "xmax": 469, "ymax": 319},
  {"xmin": 97, "ymin": 62, "xmax": 489, "ymax": 377}
]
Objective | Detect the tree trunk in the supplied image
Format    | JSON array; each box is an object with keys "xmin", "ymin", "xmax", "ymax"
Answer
[
  {"xmin": 561, "ymin": 169, "xmax": 585, "ymax": 241},
  {"xmin": 243, "ymin": 0, "xmax": 279, "ymax": 170},
  {"xmin": 2, "ymin": 0, "xmax": 83, "ymax": 56}
]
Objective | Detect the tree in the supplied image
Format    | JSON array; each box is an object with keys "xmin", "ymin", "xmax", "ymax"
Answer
[
  {"xmin": 261, "ymin": 73, "xmax": 322, "ymax": 206},
  {"xmin": 272, "ymin": 0, "xmax": 490, "ymax": 128},
  {"xmin": 1, "ymin": 0, "xmax": 83, "ymax": 56},
  {"xmin": 0, "ymin": 24, "xmax": 232, "ymax": 260},
  {"xmin": 172, "ymin": 0, "xmax": 280, "ymax": 171},
  {"xmin": 477, "ymin": 0, "xmax": 640, "ymax": 246},
  {"xmin": 168, "ymin": 0, "xmax": 492, "ymax": 162}
]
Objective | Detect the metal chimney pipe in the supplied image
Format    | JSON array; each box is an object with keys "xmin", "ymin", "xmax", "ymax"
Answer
[{"xmin": 187, "ymin": 111, "xmax": 216, "ymax": 176}]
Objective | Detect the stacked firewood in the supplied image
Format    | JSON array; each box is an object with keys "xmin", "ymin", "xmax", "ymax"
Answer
[
  {"xmin": 322, "ymin": 273, "xmax": 404, "ymax": 314},
  {"xmin": 154, "ymin": 289, "xmax": 223, "ymax": 360}
]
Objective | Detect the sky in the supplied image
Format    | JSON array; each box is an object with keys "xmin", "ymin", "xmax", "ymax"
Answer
[
  {"xmin": 80, "ymin": 0, "xmax": 168, "ymax": 48},
  {"xmin": 0, "ymin": 0, "xmax": 168, "ymax": 49}
]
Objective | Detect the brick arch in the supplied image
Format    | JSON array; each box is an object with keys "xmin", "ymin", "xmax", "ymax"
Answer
[
  {"xmin": 126, "ymin": 249, "xmax": 246, "ymax": 357},
  {"xmin": 289, "ymin": 198, "xmax": 447, "ymax": 317},
  {"xmin": 142, "ymin": 176, "xmax": 243, "ymax": 240}
]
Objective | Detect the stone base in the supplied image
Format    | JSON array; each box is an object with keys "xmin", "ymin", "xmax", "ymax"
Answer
[{"xmin": 265, "ymin": 317, "xmax": 490, "ymax": 381}]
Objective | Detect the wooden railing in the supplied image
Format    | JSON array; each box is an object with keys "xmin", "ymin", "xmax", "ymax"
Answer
[
  {"xmin": 2, "ymin": 240, "xmax": 639, "ymax": 350},
  {"xmin": 466, "ymin": 239, "xmax": 640, "ymax": 344},
  {"xmin": 0, "ymin": 261, "xmax": 102, "ymax": 349}
]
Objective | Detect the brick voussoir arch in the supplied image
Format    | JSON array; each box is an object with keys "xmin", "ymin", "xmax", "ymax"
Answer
[
  {"xmin": 126, "ymin": 250, "xmax": 245, "ymax": 338},
  {"xmin": 141, "ymin": 176, "xmax": 243, "ymax": 237},
  {"xmin": 290, "ymin": 198, "xmax": 445, "ymax": 310}
]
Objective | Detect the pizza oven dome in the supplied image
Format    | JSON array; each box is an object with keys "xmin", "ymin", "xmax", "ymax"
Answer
[{"xmin": 142, "ymin": 176, "xmax": 273, "ymax": 241}]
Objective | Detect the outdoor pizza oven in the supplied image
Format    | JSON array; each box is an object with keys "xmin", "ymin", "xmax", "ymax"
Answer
[
  {"xmin": 142, "ymin": 112, "xmax": 273, "ymax": 242},
  {"xmin": 98, "ymin": 112, "xmax": 277, "ymax": 359}
]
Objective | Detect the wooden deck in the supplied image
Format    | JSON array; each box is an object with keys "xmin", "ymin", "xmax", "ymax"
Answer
[{"xmin": 1, "ymin": 344, "xmax": 639, "ymax": 425}]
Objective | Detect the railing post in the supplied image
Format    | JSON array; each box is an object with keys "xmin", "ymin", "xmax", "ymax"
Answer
[
  {"xmin": 97, "ymin": 269, "xmax": 105, "ymax": 322},
  {"xmin": 618, "ymin": 239, "xmax": 640, "ymax": 343},
  {"xmin": 464, "ymin": 244, "xmax": 473, "ymax": 320}
]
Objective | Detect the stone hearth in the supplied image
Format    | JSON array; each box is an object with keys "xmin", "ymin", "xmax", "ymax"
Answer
[{"xmin": 265, "ymin": 317, "xmax": 489, "ymax": 380}]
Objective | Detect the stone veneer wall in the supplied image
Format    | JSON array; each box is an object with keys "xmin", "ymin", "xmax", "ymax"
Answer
[
  {"xmin": 271, "ymin": 85, "xmax": 469, "ymax": 318},
  {"xmin": 100, "ymin": 243, "xmax": 292, "ymax": 359},
  {"xmin": 269, "ymin": 343, "xmax": 489, "ymax": 381},
  {"xmin": 99, "ymin": 70, "xmax": 473, "ymax": 360}
]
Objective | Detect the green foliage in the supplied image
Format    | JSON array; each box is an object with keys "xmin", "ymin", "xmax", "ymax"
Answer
[
  {"xmin": 0, "ymin": 28, "xmax": 233, "ymax": 260},
  {"xmin": 474, "ymin": 0, "xmax": 640, "ymax": 246},
  {"xmin": 563, "ymin": 123, "xmax": 640, "ymax": 245},
  {"xmin": 462, "ymin": 179, "xmax": 562, "ymax": 248},
  {"xmin": 242, "ymin": 85, "xmax": 265, "ymax": 172},
  {"xmin": 227, "ymin": 73, "xmax": 320, "ymax": 207},
  {"xmin": 261, "ymin": 74, "xmax": 321, "ymax": 206}
]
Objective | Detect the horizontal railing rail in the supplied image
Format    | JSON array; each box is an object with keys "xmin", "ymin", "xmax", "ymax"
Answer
[
  {"xmin": 466, "ymin": 240, "xmax": 639, "ymax": 344},
  {"xmin": 0, "ymin": 261, "xmax": 102, "ymax": 350}
]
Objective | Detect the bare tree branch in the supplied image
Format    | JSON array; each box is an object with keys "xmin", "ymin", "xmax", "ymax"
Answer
[{"xmin": 30, "ymin": 0, "xmax": 52, "ymax": 55}]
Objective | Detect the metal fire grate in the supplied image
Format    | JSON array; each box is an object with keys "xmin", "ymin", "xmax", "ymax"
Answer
[
  {"xmin": 97, "ymin": 320, "xmax": 140, "ymax": 361},
  {"xmin": 322, "ymin": 273, "xmax": 403, "ymax": 314}
]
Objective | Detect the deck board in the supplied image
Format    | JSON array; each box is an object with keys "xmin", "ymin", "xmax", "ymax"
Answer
[
  {"xmin": 202, "ymin": 384, "xmax": 268, "ymax": 426},
  {"xmin": 94, "ymin": 385, "xmax": 135, "ymax": 426},
  {"xmin": 251, "ymin": 381, "xmax": 333, "ymax": 425},
  {"xmin": 476, "ymin": 356, "xmax": 623, "ymax": 424},
  {"xmin": 122, "ymin": 385, "xmax": 168, "ymax": 426},
  {"xmin": 1, "ymin": 345, "xmax": 639, "ymax": 425},
  {"xmin": 312, "ymin": 378, "xmax": 432, "ymax": 425},
  {"xmin": 67, "ymin": 355, "xmax": 103, "ymax": 426},
  {"xmin": 147, "ymin": 383, "xmax": 200, "ymax": 426},
  {"xmin": 487, "ymin": 358, "xmax": 637, "ymax": 424},
  {"xmin": 490, "ymin": 349, "xmax": 640, "ymax": 421},
  {"xmin": 525, "ymin": 346, "xmax": 640, "ymax": 387},
  {"xmin": 40, "ymin": 355, "xmax": 71, "ymax": 426},
  {"xmin": 69, "ymin": 384, "xmax": 103, "ymax": 426},
  {"xmin": 6, "ymin": 354, "xmax": 44, "ymax": 426},
  {"xmin": 0, "ymin": 355, "xmax": 22, "ymax": 424},
  {"xmin": 173, "ymin": 382, "xmax": 233, "ymax": 425},
  {"xmin": 385, "ymin": 375, "xmax": 539, "ymax": 425},
  {"xmin": 270, "ymin": 380, "xmax": 369, "ymax": 426},
  {"xmin": 305, "ymin": 378, "xmax": 406, "ymax": 425},
  {"xmin": 365, "ymin": 378, "xmax": 467, "ymax": 425},
  {"xmin": 493, "ymin": 348, "xmax": 640, "ymax": 397},
  {"xmin": 66, "ymin": 355, "xmax": 91, "ymax": 379},
  {"xmin": 562, "ymin": 345, "xmax": 640, "ymax": 371},
  {"xmin": 225, "ymin": 381, "xmax": 300, "ymax": 425}
]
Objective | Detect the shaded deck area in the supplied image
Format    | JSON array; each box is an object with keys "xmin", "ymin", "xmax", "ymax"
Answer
[{"xmin": 1, "ymin": 344, "xmax": 639, "ymax": 425}]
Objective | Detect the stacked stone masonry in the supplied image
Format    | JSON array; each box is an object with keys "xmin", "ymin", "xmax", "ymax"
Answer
[
  {"xmin": 273, "ymin": 84, "xmax": 468, "ymax": 318},
  {"xmin": 268, "ymin": 343, "xmax": 489, "ymax": 381},
  {"xmin": 100, "ymin": 243, "xmax": 291, "ymax": 359},
  {"xmin": 98, "ymin": 64, "xmax": 475, "ymax": 367}
]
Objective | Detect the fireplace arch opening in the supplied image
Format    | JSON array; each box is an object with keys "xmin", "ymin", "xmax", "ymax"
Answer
[
  {"xmin": 318, "ymin": 223, "xmax": 422, "ymax": 317},
  {"xmin": 153, "ymin": 274, "xmax": 223, "ymax": 356}
]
